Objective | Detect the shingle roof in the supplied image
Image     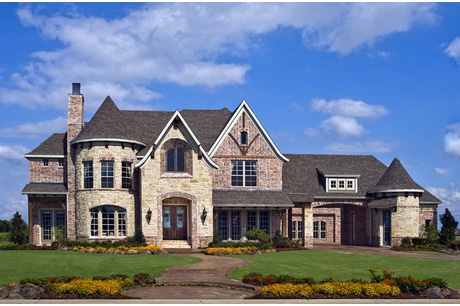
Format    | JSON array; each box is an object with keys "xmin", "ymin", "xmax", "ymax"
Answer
[
  {"xmin": 369, "ymin": 158, "xmax": 424, "ymax": 193},
  {"xmin": 213, "ymin": 190, "xmax": 293, "ymax": 208},
  {"xmin": 282, "ymin": 154, "xmax": 388, "ymax": 202},
  {"xmin": 22, "ymin": 183, "xmax": 67, "ymax": 194},
  {"xmin": 72, "ymin": 96, "xmax": 232, "ymax": 155},
  {"xmin": 25, "ymin": 133, "xmax": 67, "ymax": 156}
]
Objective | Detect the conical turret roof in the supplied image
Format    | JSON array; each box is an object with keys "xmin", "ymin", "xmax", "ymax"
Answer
[{"xmin": 369, "ymin": 157, "xmax": 424, "ymax": 193}]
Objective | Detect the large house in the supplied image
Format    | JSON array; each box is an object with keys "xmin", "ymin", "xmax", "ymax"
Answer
[{"xmin": 22, "ymin": 83, "xmax": 442, "ymax": 248}]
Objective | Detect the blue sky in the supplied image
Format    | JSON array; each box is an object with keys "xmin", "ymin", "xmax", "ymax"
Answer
[{"xmin": 0, "ymin": 2, "xmax": 460, "ymax": 225}]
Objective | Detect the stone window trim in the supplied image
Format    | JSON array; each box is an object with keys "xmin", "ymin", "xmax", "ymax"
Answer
[{"xmin": 160, "ymin": 138, "xmax": 193, "ymax": 177}]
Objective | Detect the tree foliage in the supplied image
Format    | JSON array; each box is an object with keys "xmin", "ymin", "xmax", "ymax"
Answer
[
  {"xmin": 439, "ymin": 208, "xmax": 458, "ymax": 245},
  {"xmin": 9, "ymin": 211, "xmax": 28, "ymax": 245}
]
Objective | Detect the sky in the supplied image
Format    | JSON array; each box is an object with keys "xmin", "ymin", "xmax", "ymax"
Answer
[{"xmin": 0, "ymin": 2, "xmax": 460, "ymax": 227}]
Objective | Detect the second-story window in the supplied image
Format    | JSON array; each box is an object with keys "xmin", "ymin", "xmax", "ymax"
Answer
[
  {"xmin": 121, "ymin": 162, "xmax": 132, "ymax": 189},
  {"xmin": 101, "ymin": 160, "xmax": 114, "ymax": 188},
  {"xmin": 231, "ymin": 160, "xmax": 257, "ymax": 187},
  {"xmin": 43, "ymin": 159, "xmax": 49, "ymax": 166},
  {"xmin": 167, "ymin": 148, "xmax": 185, "ymax": 172},
  {"xmin": 241, "ymin": 131, "xmax": 248, "ymax": 145},
  {"xmin": 83, "ymin": 161, "xmax": 93, "ymax": 189}
]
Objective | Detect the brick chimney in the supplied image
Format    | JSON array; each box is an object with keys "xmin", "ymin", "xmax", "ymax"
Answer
[{"xmin": 66, "ymin": 83, "xmax": 84, "ymax": 240}]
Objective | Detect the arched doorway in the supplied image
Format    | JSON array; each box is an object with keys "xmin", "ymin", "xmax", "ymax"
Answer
[{"xmin": 162, "ymin": 197, "xmax": 190, "ymax": 240}]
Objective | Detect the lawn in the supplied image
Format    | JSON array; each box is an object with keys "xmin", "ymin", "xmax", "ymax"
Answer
[
  {"xmin": 228, "ymin": 250, "xmax": 460, "ymax": 289},
  {"xmin": 0, "ymin": 250, "xmax": 200, "ymax": 286}
]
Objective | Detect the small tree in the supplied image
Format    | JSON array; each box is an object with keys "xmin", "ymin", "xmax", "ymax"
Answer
[
  {"xmin": 439, "ymin": 208, "xmax": 458, "ymax": 246},
  {"xmin": 9, "ymin": 211, "xmax": 28, "ymax": 245}
]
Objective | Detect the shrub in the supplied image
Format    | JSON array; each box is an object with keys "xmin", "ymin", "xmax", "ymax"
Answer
[
  {"xmin": 9, "ymin": 212, "xmax": 28, "ymax": 245},
  {"xmin": 244, "ymin": 228, "xmax": 272, "ymax": 244},
  {"xmin": 400, "ymin": 237, "xmax": 412, "ymax": 248},
  {"xmin": 204, "ymin": 246, "xmax": 258, "ymax": 255}
]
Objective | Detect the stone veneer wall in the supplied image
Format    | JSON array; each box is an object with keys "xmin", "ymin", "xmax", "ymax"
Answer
[
  {"xmin": 392, "ymin": 195, "xmax": 420, "ymax": 246},
  {"xmin": 74, "ymin": 143, "xmax": 138, "ymax": 240},
  {"xmin": 140, "ymin": 125, "xmax": 214, "ymax": 248}
]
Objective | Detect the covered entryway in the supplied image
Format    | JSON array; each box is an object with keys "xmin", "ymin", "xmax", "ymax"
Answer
[{"xmin": 163, "ymin": 205, "xmax": 187, "ymax": 240}]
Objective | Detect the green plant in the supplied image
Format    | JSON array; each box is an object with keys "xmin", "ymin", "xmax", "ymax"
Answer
[
  {"xmin": 9, "ymin": 212, "xmax": 28, "ymax": 245},
  {"xmin": 400, "ymin": 237, "xmax": 412, "ymax": 248},
  {"xmin": 439, "ymin": 208, "xmax": 458, "ymax": 245},
  {"xmin": 244, "ymin": 228, "xmax": 272, "ymax": 243}
]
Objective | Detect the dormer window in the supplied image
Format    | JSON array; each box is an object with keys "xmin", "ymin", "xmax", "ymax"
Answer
[
  {"xmin": 241, "ymin": 131, "xmax": 248, "ymax": 145},
  {"xmin": 327, "ymin": 177, "xmax": 358, "ymax": 192}
]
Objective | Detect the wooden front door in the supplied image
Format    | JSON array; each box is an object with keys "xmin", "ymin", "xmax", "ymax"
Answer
[{"xmin": 163, "ymin": 205, "xmax": 187, "ymax": 240}]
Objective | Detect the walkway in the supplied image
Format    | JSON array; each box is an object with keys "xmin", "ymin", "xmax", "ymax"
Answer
[{"xmin": 125, "ymin": 253, "xmax": 259, "ymax": 299}]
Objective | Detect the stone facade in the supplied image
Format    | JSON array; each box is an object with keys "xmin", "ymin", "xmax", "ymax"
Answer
[
  {"xmin": 140, "ymin": 125, "xmax": 214, "ymax": 248},
  {"xmin": 23, "ymin": 84, "xmax": 441, "ymax": 248}
]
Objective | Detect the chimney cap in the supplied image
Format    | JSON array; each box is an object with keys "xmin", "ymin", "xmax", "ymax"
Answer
[{"xmin": 72, "ymin": 83, "xmax": 81, "ymax": 95}]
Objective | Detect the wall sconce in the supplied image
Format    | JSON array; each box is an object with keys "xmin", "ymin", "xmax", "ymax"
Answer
[
  {"xmin": 146, "ymin": 208, "xmax": 152, "ymax": 225},
  {"xmin": 201, "ymin": 207, "xmax": 207, "ymax": 225}
]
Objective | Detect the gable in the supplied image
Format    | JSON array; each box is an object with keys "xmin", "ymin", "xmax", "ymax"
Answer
[{"xmin": 209, "ymin": 100, "xmax": 288, "ymax": 162}]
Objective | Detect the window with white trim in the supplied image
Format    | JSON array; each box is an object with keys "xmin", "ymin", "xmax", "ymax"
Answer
[
  {"xmin": 90, "ymin": 205, "xmax": 126, "ymax": 237},
  {"xmin": 101, "ymin": 160, "xmax": 114, "ymax": 188},
  {"xmin": 231, "ymin": 160, "xmax": 257, "ymax": 187},
  {"xmin": 121, "ymin": 162, "xmax": 132, "ymax": 189},
  {"xmin": 327, "ymin": 178, "xmax": 357, "ymax": 192},
  {"xmin": 313, "ymin": 221, "xmax": 326, "ymax": 239}
]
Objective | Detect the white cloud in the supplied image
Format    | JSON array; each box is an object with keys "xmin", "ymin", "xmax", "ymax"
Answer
[
  {"xmin": 427, "ymin": 184, "xmax": 460, "ymax": 224},
  {"xmin": 326, "ymin": 140, "xmax": 394, "ymax": 154},
  {"xmin": 311, "ymin": 98, "xmax": 388, "ymax": 118},
  {"xmin": 434, "ymin": 167, "xmax": 449, "ymax": 176},
  {"xmin": 444, "ymin": 123, "xmax": 460, "ymax": 157},
  {"xmin": 0, "ymin": 3, "xmax": 438, "ymax": 111},
  {"xmin": 0, "ymin": 144, "xmax": 30, "ymax": 162},
  {"xmin": 321, "ymin": 116, "xmax": 365, "ymax": 138},
  {"xmin": 0, "ymin": 117, "xmax": 67, "ymax": 139},
  {"xmin": 309, "ymin": 98, "xmax": 388, "ymax": 138},
  {"xmin": 445, "ymin": 37, "xmax": 460, "ymax": 63}
]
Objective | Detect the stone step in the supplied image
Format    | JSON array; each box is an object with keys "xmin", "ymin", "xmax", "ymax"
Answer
[{"xmin": 162, "ymin": 240, "xmax": 191, "ymax": 249}]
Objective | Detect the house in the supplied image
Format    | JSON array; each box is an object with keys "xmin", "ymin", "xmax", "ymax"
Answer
[{"xmin": 22, "ymin": 83, "xmax": 442, "ymax": 248}]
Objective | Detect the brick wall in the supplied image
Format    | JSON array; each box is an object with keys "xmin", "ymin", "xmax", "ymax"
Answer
[
  {"xmin": 29, "ymin": 159, "xmax": 65, "ymax": 183},
  {"xmin": 212, "ymin": 111, "xmax": 283, "ymax": 190}
]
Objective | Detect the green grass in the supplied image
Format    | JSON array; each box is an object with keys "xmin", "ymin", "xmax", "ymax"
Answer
[
  {"xmin": 0, "ymin": 250, "xmax": 200, "ymax": 286},
  {"xmin": 228, "ymin": 250, "xmax": 460, "ymax": 289}
]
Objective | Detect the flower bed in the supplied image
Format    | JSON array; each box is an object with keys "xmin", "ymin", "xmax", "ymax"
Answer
[
  {"xmin": 244, "ymin": 270, "xmax": 457, "ymax": 299},
  {"xmin": 64, "ymin": 244, "xmax": 166, "ymax": 255}
]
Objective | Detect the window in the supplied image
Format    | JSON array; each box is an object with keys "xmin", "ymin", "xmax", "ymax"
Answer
[
  {"xmin": 328, "ymin": 178, "xmax": 357, "ymax": 192},
  {"xmin": 101, "ymin": 161, "xmax": 114, "ymax": 188},
  {"xmin": 241, "ymin": 131, "xmax": 248, "ymax": 145},
  {"xmin": 41, "ymin": 210, "xmax": 66, "ymax": 242},
  {"xmin": 247, "ymin": 211, "xmax": 257, "ymax": 231},
  {"xmin": 259, "ymin": 211, "xmax": 269, "ymax": 233},
  {"xmin": 231, "ymin": 160, "xmax": 257, "ymax": 186},
  {"xmin": 90, "ymin": 206, "xmax": 126, "ymax": 237},
  {"xmin": 83, "ymin": 161, "xmax": 93, "ymax": 189},
  {"xmin": 291, "ymin": 221, "xmax": 303, "ymax": 239},
  {"xmin": 43, "ymin": 159, "xmax": 49, "ymax": 166},
  {"xmin": 425, "ymin": 219, "xmax": 431, "ymax": 228},
  {"xmin": 167, "ymin": 148, "xmax": 185, "ymax": 172},
  {"xmin": 313, "ymin": 221, "xmax": 326, "ymax": 239},
  {"xmin": 121, "ymin": 162, "xmax": 132, "ymax": 189},
  {"xmin": 218, "ymin": 211, "xmax": 228, "ymax": 240},
  {"xmin": 58, "ymin": 159, "xmax": 64, "ymax": 167},
  {"xmin": 231, "ymin": 211, "xmax": 241, "ymax": 240}
]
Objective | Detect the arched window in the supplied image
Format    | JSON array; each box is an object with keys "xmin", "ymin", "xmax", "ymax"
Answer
[
  {"xmin": 90, "ymin": 205, "xmax": 126, "ymax": 238},
  {"xmin": 167, "ymin": 147, "xmax": 185, "ymax": 172}
]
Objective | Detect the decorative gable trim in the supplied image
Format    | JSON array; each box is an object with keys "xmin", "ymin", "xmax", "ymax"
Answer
[
  {"xmin": 135, "ymin": 110, "xmax": 219, "ymax": 169},
  {"xmin": 208, "ymin": 100, "xmax": 289, "ymax": 163}
]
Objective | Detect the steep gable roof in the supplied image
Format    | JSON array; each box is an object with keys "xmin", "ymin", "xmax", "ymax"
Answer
[
  {"xmin": 208, "ymin": 100, "xmax": 289, "ymax": 162},
  {"xmin": 25, "ymin": 133, "xmax": 67, "ymax": 157}
]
